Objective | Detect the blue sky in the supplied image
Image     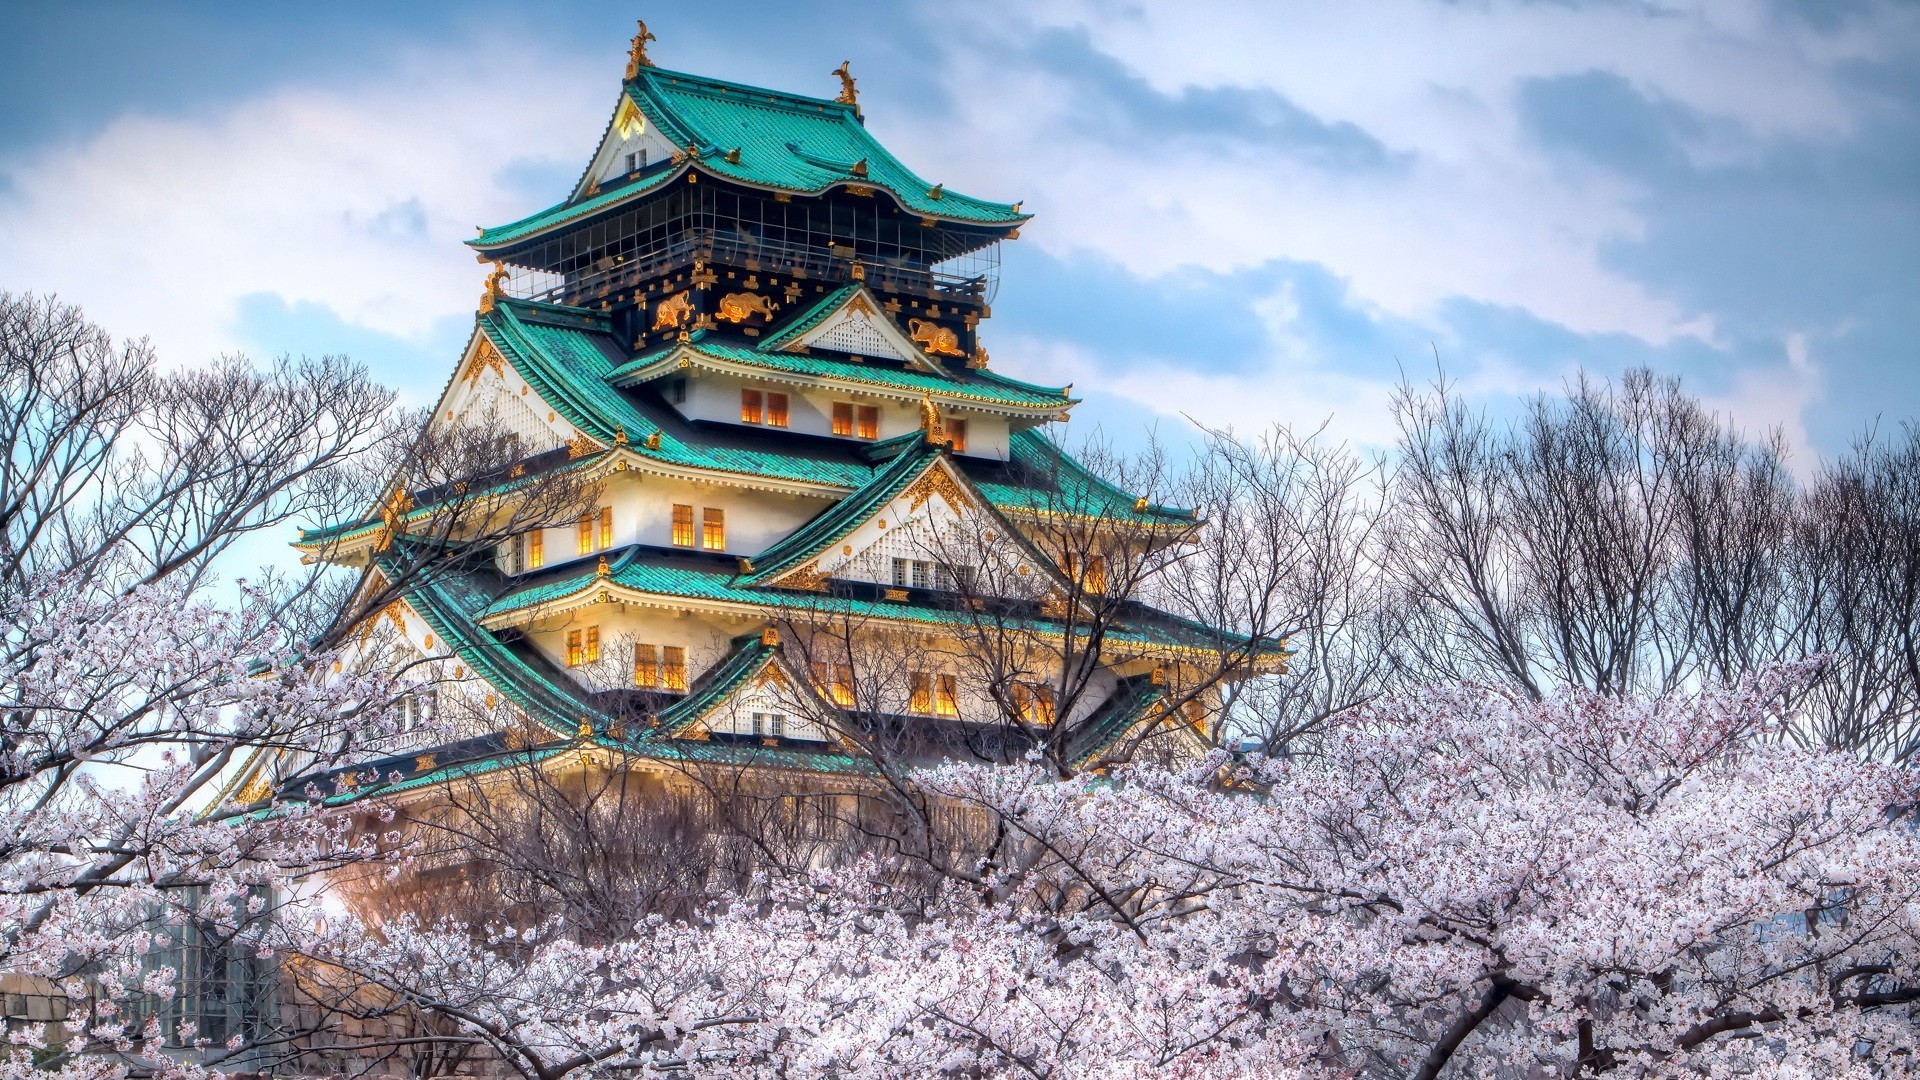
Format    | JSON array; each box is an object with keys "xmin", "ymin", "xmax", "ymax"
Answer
[{"xmin": 2, "ymin": 0, "xmax": 1916, "ymax": 465}]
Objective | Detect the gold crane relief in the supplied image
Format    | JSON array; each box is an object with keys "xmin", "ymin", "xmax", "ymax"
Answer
[
  {"xmin": 652, "ymin": 291, "xmax": 695, "ymax": 330},
  {"xmin": 908, "ymin": 318, "xmax": 964, "ymax": 357},
  {"xmin": 716, "ymin": 292, "xmax": 777, "ymax": 323}
]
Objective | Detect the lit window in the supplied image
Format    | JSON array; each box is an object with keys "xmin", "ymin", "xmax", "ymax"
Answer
[
  {"xmin": 945, "ymin": 418, "xmax": 967, "ymax": 453},
  {"xmin": 702, "ymin": 507, "xmax": 726, "ymax": 551},
  {"xmin": 832, "ymin": 402, "xmax": 854, "ymax": 436},
  {"xmin": 1064, "ymin": 553, "xmax": 1109, "ymax": 594},
  {"xmin": 663, "ymin": 646, "xmax": 687, "ymax": 691},
  {"xmin": 672, "ymin": 504, "xmax": 695, "ymax": 547},
  {"xmin": 814, "ymin": 662, "xmax": 855, "ymax": 707},
  {"xmin": 909, "ymin": 671, "xmax": 932, "ymax": 714},
  {"xmin": 1015, "ymin": 683, "xmax": 1056, "ymax": 724},
  {"xmin": 741, "ymin": 388, "xmax": 764, "ymax": 424},
  {"xmin": 767, "ymin": 392, "xmax": 789, "ymax": 427},
  {"xmin": 634, "ymin": 644, "xmax": 659, "ymax": 688},
  {"xmin": 857, "ymin": 405, "xmax": 879, "ymax": 440},
  {"xmin": 598, "ymin": 506, "xmax": 613, "ymax": 550},
  {"xmin": 577, "ymin": 514, "xmax": 594, "ymax": 556},
  {"xmin": 935, "ymin": 674, "xmax": 960, "ymax": 717},
  {"xmin": 529, "ymin": 529, "xmax": 544, "ymax": 569},
  {"xmin": 585, "ymin": 626, "xmax": 601, "ymax": 664},
  {"xmin": 565, "ymin": 629, "xmax": 582, "ymax": 667}
]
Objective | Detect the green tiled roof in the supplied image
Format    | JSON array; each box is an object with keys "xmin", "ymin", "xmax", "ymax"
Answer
[
  {"xmin": 483, "ymin": 544, "xmax": 1276, "ymax": 657},
  {"xmin": 607, "ymin": 332, "xmax": 1073, "ymax": 411},
  {"xmin": 962, "ymin": 430, "xmax": 1199, "ymax": 527},
  {"xmin": 740, "ymin": 442, "xmax": 943, "ymax": 585},
  {"xmin": 653, "ymin": 631, "xmax": 776, "ymax": 736},
  {"xmin": 483, "ymin": 301, "xmax": 885, "ymax": 489},
  {"xmin": 754, "ymin": 282, "xmax": 864, "ymax": 352},
  {"xmin": 472, "ymin": 69, "xmax": 1026, "ymax": 250}
]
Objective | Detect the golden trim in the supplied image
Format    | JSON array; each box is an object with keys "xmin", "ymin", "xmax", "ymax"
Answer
[
  {"xmin": 462, "ymin": 339, "xmax": 506, "ymax": 386},
  {"xmin": 652, "ymin": 291, "xmax": 695, "ymax": 330},
  {"xmin": 904, "ymin": 462, "xmax": 969, "ymax": 514},
  {"xmin": 625, "ymin": 20, "xmax": 657, "ymax": 78},
  {"xmin": 716, "ymin": 291, "xmax": 777, "ymax": 323},
  {"xmin": 832, "ymin": 61, "xmax": 858, "ymax": 106},
  {"xmin": 908, "ymin": 318, "xmax": 964, "ymax": 357}
]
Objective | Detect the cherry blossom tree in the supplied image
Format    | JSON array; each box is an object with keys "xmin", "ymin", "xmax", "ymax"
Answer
[{"xmin": 295, "ymin": 670, "xmax": 1920, "ymax": 1078}]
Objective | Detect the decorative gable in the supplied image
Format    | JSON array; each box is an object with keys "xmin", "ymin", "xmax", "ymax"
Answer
[
  {"xmin": 771, "ymin": 286, "xmax": 947, "ymax": 372},
  {"xmin": 575, "ymin": 95, "xmax": 683, "ymax": 198},
  {"xmin": 435, "ymin": 336, "xmax": 569, "ymax": 453}
]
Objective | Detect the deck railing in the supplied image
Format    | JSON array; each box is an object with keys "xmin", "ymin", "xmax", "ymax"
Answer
[{"xmin": 507, "ymin": 230, "xmax": 991, "ymax": 308}]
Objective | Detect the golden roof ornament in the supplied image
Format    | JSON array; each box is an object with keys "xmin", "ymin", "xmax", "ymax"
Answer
[
  {"xmin": 615, "ymin": 424, "xmax": 629, "ymax": 446},
  {"xmin": 478, "ymin": 262, "xmax": 509, "ymax": 314},
  {"xmin": 596, "ymin": 555, "xmax": 611, "ymax": 578},
  {"xmin": 832, "ymin": 61, "xmax": 858, "ymax": 107},
  {"xmin": 918, "ymin": 394, "xmax": 948, "ymax": 447},
  {"xmin": 625, "ymin": 20, "xmax": 656, "ymax": 79},
  {"xmin": 374, "ymin": 487, "xmax": 414, "ymax": 553}
]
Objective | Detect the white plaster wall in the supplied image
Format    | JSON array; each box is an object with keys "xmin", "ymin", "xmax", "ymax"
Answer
[
  {"xmin": 706, "ymin": 677, "xmax": 830, "ymax": 742},
  {"xmin": 508, "ymin": 470, "xmax": 834, "ymax": 573},
  {"xmin": 525, "ymin": 601, "xmax": 752, "ymax": 694},
  {"xmin": 676, "ymin": 371, "xmax": 1011, "ymax": 460}
]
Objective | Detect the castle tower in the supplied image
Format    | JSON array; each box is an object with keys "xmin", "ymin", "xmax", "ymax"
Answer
[{"xmin": 245, "ymin": 29, "xmax": 1278, "ymax": 806}]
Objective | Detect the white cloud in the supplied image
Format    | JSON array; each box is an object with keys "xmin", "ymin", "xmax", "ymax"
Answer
[
  {"xmin": 860, "ymin": 0, "xmax": 1903, "ymax": 442},
  {"xmin": 0, "ymin": 39, "xmax": 610, "ymax": 367}
]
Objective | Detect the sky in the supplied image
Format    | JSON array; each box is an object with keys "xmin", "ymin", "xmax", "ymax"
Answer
[{"xmin": 2, "ymin": 0, "xmax": 1917, "ymax": 468}]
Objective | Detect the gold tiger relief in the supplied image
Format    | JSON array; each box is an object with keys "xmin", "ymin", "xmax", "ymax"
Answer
[{"xmin": 652, "ymin": 291, "xmax": 695, "ymax": 330}]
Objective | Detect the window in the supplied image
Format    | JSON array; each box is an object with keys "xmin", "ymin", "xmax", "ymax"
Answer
[
  {"xmin": 577, "ymin": 514, "xmax": 594, "ymax": 556},
  {"xmin": 1064, "ymin": 552, "xmax": 1109, "ymax": 594},
  {"xmin": 935, "ymin": 674, "xmax": 960, "ymax": 717},
  {"xmin": 503, "ymin": 535, "xmax": 523, "ymax": 575},
  {"xmin": 702, "ymin": 507, "xmax": 726, "ymax": 551},
  {"xmin": 945, "ymin": 418, "xmax": 967, "ymax": 453},
  {"xmin": 813, "ymin": 662, "xmax": 854, "ymax": 707},
  {"xmin": 741, "ymin": 388, "xmax": 764, "ymax": 424},
  {"xmin": 767, "ymin": 392, "xmax": 789, "ymax": 427},
  {"xmin": 672, "ymin": 504, "xmax": 695, "ymax": 547},
  {"xmin": 599, "ymin": 506, "xmax": 613, "ymax": 550},
  {"xmin": 1014, "ymin": 683, "xmax": 1056, "ymax": 724},
  {"xmin": 400, "ymin": 687, "xmax": 434, "ymax": 732},
  {"xmin": 891, "ymin": 558, "xmax": 936, "ymax": 588},
  {"xmin": 633, "ymin": 644, "xmax": 658, "ymax": 688},
  {"xmin": 832, "ymin": 402, "xmax": 854, "ymax": 436},
  {"xmin": 909, "ymin": 671, "xmax": 932, "ymax": 714},
  {"xmin": 565, "ymin": 627, "xmax": 600, "ymax": 667},
  {"xmin": 662, "ymin": 646, "xmax": 687, "ymax": 691},
  {"xmin": 857, "ymin": 404, "xmax": 879, "ymax": 440},
  {"xmin": 665, "ymin": 377, "xmax": 687, "ymax": 404},
  {"xmin": 892, "ymin": 558, "xmax": 910, "ymax": 587},
  {"xmin": 752, "ymin": 712, "xmax": 788, "ymax": 738},
  {"xmin": 529, "ymin": 529, "xmax": 545, "ymax": 569}
]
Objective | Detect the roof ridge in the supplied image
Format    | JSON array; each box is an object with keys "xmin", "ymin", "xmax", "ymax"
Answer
[
  {"xmin": 636, "ymin": 66, "xmax": 851, "ymax": 114},
  {"xmin": 740, "ymin": 441, "xmax": 944, "ymax": 586}
]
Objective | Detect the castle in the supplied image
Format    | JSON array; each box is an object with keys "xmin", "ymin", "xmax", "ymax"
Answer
[{"xmin": 227, "ymin": 24, "xmax": 1281, "ymax": 816}]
